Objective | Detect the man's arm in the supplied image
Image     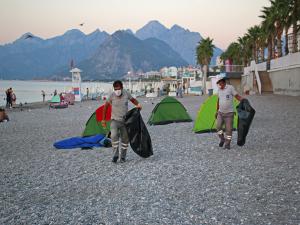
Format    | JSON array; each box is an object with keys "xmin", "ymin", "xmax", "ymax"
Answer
[
  {"xmin": 130, "ymin": 97, "xmax": 142, "ymax": 109},
  {"xmin": 101, "ymin": 101, "xmax": 110, "ymax": 127},
  {"xmin": 215, "ymin": 97, "xmax": 219, "ymax": 118},
  {"xmin": 234, "ymin": 94, "xmax": 243, "ymax": 101},
  {"xmin": 231, "ymin": 85, "xmax": 243, "ymax": 101}
]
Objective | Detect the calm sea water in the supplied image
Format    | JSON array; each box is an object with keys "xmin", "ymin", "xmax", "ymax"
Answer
[{"xmin": 0, "ymin": 80, "xmax": 113, "ymax": 106}]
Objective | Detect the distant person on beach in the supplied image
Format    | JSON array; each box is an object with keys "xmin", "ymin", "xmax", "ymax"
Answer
[
  {"xmin": 178, "ymin": 84, "xmax": 183, "ymax": 98},
  {"xmin": 41, "ymin": 90, "xmax": 46, "ymax": 102},
  {"xmin": 86, "ymin": 88, "xmax": 89, "ymax": 100},
  {"xmin": 59, "ymin": 93, "xmax": 64, "ymax": 102},
  {"xmin": 5, "ymin": 88, "xmax": 13, "ymax": 108},
  {"xmin": 215, "ymin": 77, "xmax": 243, "ymax": 150},
  {"xmin": 54, "ymin": 90, "xmax": 57, "ymax": 96},
  {"xmin": 5, "ymin": 89, "xmax": 10, "ymax": 108},
  {"xmin": 0, "ymin": 108, "xmax": 9, "ymax": 122},
  {"xmin": 102, "ymin": 80, "xmax": 142, "ymax": 163},
  {"xmin": 11, "ymin": 90, "xmax": 16, "ymax": 107}
]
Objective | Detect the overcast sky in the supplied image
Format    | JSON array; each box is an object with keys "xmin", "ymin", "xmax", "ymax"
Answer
[{"xmin": 0, "ymin": 0, "xmax": 270, "ymax": 49}]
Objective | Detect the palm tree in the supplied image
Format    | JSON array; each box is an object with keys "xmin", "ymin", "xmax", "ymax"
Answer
[
  {"xmin": 220, "ymin": 42, "xmax": 242, "ymax": 65},
  {"xmin": 196, "ymin": 37, "xmax": 215, "ymax": 94},
  {"xmin": 261, "ymin": 6, "xmax": 276, "ymax": 64},
  {"xmin": 289, "ymin": 0, "xmax": 300, "ymax": 53},
  {"xmin": 271, "ymin": 0, "xmax": 291, "ymax": 57},
  {"xmin": 247, "ymin": 25, "xmax": 262, "ymax": 62},
  {"xmin": 238, "ymin": 35, "xmax": 252, "ymax": 66}
]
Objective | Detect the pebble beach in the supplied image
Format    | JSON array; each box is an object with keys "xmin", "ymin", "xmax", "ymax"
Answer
[{"xmin": 1, "ymin": 95, "xmax": 300, "ymax": 225}]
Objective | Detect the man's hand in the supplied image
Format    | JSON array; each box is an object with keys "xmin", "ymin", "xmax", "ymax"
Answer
[
  {"xmin": 136, "ymin": 103, "xmax": 142, "ymax": 110},
  {"xmin": 101, "ymin": 120, "xmax": 106, "ymax": 127}
]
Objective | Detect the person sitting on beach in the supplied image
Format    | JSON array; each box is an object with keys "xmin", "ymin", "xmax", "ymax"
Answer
[
  {"xmin": 102, "ymin": 80, "xmax": 142, "ymax": 163},
  {"xmin": 0, "ymin": 108, "xmax": 9, "ymax": 122},
  {"xmin": 215, "ymin": 77, "xmax": 243, "ymax": 150}
]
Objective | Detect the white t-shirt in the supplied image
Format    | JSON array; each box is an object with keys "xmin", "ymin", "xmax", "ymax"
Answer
[{"xmin": 217, "ymin": 84, "xmax": 238, "ymax": 113}]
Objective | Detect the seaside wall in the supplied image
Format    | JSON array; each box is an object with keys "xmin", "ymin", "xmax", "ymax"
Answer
[
  {"xmin": 242, "ymin": 53, "xmax": 300, "ymax": 96},
  {"xmin": 269, "ymin": 52, "xmax": 300, "ymax": 96}
]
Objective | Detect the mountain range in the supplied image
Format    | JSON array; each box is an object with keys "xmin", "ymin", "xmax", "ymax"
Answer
[{"xmin": 0, "ymin": 20, "xmax": 223, "ymax": 80}]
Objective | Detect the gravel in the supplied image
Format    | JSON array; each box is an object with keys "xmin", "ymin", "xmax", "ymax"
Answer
[{"xmin": 0, "ymin": 95, "xmax": 299, "ymax": 225}]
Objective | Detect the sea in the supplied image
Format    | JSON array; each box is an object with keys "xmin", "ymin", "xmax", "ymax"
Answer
[{"xmin": 0, "ymin": 80, "xmax": 113, "ymax": 106}]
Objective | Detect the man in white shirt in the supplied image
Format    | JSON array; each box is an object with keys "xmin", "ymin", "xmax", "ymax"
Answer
[{"xmin": 216, "ymin": 78, "xmax": 243, "ymax": 149}]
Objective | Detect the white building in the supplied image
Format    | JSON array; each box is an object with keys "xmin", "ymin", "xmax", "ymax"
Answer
[
  {"xmin": 160, "ymin": 66, "xmax": 178, "ymax": 78},
  {"xmin": 168, "ymin": 67, "xmax": 178, "ymax": 78},
  {"xmin": 145, "ymin": 71, "xmax": 161, "ymax": 79}
]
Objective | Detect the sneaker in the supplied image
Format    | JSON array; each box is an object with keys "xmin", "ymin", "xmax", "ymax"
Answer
[
  {"xmin": 120, "ymin": 158, "xmax": 126, "ymax": 163},
  {"xmin": 112, "ymin": 156, "xmax": 118, "ymax": 163},
  {"xmin": 224, "ymin": 144, "xmax": 230, "ymax": 150},
  {"xmin": 219, "ymin": 140, "xmax": 225, "ymax": 147}
]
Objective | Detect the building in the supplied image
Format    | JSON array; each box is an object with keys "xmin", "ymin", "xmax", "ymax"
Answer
[
  {"xmin": 144, "ymin": 71, "xmax": 161, "ymax": 79},
  {"xmin": 160, "ymin": 67, "xmax": 178, "ymax": 78}
]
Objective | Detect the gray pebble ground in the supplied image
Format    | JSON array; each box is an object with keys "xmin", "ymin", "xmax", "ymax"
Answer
[{"xmin": 0, "ymin": 95, "xmax": 299, "ymax": 225}]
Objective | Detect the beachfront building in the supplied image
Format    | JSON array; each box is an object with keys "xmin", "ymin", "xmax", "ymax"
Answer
[
  {"xmin": 144, "ymin": 71, "xmax": 162, "ymax": 79},
  {"xmin": 160, "ymin": 67, "xmax": 178, "ymax": 78},
  {"xmin": 160, "ymin": 77, "xmax": 178, "ymax": 96},
  {"xmin": 177, "ymin": 67, "xmax": 202, "ymax": 94}
]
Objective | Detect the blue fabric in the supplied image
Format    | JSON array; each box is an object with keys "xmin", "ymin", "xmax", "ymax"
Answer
[{"xmin": 53, "ymin": 134, "xmax": 108, "ymax": 149}]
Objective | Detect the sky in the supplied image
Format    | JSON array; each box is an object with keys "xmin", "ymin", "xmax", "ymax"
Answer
[{"xmin": 0, "ymin": 0, "xmax": 270, "ymax": 50}]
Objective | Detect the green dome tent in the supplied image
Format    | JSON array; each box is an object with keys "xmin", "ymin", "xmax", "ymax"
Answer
[
  {"xmin": 193, "ymin": 95, "xmax": 238, "ymax": 133},
  {"xmin": 82, "ymin": 104, "xmax": 111, "ymax": 137},
  {"xmin": 148, "ymin": 96, "xmax": 192, "ymax": 125},
  {"xmin": 82, "ymin": 112, "xmax": 110, "ymax": 137},
  {"xmin": 50, "ymin": 95, "xmax": 60, "ymax": 103}
]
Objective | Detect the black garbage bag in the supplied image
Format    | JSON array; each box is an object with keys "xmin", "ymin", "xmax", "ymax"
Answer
[
  {"xmin": 236, "ymin": 98, "xmax": 256, "ymax": 146},
  {"xmin": 124, "ymin": 108, "xmax": 153, "ymax": 158}
]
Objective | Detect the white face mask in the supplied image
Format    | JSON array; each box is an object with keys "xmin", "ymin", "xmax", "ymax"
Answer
[{"xmin": 114, "ymin": 89, "xmax": 122, "ymax": 96}]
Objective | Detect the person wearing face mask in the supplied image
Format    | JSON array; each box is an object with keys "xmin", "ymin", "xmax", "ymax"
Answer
[
  {"xmin": 102, "ymin": 80, "xmax": 142, "ymax": 163},
  {"xmin": 215, "ymin": 77, "xmax": 243, "ymax": 150}
]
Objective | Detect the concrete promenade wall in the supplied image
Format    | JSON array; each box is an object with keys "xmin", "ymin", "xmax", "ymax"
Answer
[
  {"xmin": 243, "ymin": 52, "xmax": 300, "ymax": 96},
  {"xmin": 269, "ymin": 52, "xmax": 300, "ymax": 96}
]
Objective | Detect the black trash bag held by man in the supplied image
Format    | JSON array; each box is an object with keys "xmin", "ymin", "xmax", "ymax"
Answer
[
  {"xmin": 236, "ymin": 98, "xmax": 255, "ymax": 146},
  {"xmin": 124, "ymin": 108, "xmax": 153, "ymax": 158}
]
